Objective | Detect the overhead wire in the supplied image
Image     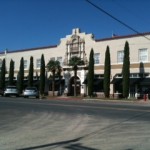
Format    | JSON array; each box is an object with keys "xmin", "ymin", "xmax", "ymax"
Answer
[
  {"xmin": 85, "ymin": 0, "xmax": 150, "ymax": 41},
  {"xmin": 113, "ymin": 0, "xmax": 150, "ymax": 25}
]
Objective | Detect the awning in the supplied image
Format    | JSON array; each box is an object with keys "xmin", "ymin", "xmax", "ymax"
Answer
[
  {"xmin": 82, "ymin": 78, "xmax": 103, "ymax": 85},
  {"xmin": 82, "ymin": 78, "xmax": 87, "ymax": 84},
  {"xmin": 139, "ymin": 78, "xmax": 150, "ymax": 85},
  {"xmin": 55, "ymin": 79, "xmax": 65, "ymax": 85},
  {"xmin": 130, "ymin": 78, "xmax": 140, "ymax": 85},
  {"xmin": 24, "ymin": 80, "xmax": 28, "ymax": 86},
  {"xmin": 48, "ymin": 79, "xmax": 65, "ymax": 85},
  {"xmin": 111, "ymin": 78, "xmax": 122, "ymax": 84},
  {"xmin": 94, "ymin": 79, "xmax": 103, "ymax": 85},
  {"xmin": 111, "ymin": 78, "xmax": 141, "ymax": 85},
  {"xmin": 33, "ymin": 80, "xmax": 39, "ymax": 86}
]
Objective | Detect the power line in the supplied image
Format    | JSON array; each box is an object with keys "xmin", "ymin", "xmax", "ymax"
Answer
[
  {"xmin": 86, "ymin": 0, "xmax": 150, "ymax": 41},
  {"xmin": 113, "ymin": 1, "xmax": 150, "ymax": 25}
]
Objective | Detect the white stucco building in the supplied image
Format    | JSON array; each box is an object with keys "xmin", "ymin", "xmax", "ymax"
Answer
[{"xmin": 0, "ymin": 28, "xmax": 150, "ymax": 98}]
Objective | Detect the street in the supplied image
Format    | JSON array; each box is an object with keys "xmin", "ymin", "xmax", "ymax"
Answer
[{"xmin": 0, "ymin": 97, "xmax": 150, "ymax": 150}]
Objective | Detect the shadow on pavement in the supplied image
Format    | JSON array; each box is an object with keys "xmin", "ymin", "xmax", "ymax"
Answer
[
  {"xmin": 64, "ymin": 143, "xmax": 98, "ymax": 150},
  {"xmin": 18, "ymin": 136, "xmax": 98, "ymax": 150},
  {"xmin": 18, "ymin": 111, "xmax": 142, "ymax": 150}
]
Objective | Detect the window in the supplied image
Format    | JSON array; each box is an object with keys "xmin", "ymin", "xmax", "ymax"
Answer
[
  {"xmin": 50, "ymin": 57, "xmax": 55, "ymax": 61},
  {"xmin": 94, "ymin": 53, "xmax": 100, "ymax": 64},
  {"xmin": 13, "ymin": 61, "xmax": 15, "ymax": 69},
  {"xmin": 24, "ymin": 60, "xmax": 27, "ymax": 69},
  {"xmin": 117, "ymin": 50, "xmax": 124, "ymax": 63},
  {"xmin": 36, "ymin": 59, "xmax": 41, "ymax": 68},
  {"xmin": 70, "ymin": 39, "xmax": 79, "ymax": 52},
  {"xmin": 57, "ymin": 57, "xmax": 62, "ymax": 66},
  {"xmin": 71, "ymin": 53, "xmax": 79, "ymax": 58},
  {"xmin": 139, "ymin": 48, "xmax": 148, "ymax": 62}
]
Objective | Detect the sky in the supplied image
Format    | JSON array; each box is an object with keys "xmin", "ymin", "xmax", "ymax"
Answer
[{"xmin": 0, "ymin": 0, "xmax": 150, "ymax": 52}]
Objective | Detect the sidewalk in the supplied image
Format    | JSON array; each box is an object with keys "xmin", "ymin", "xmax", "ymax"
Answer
[
  {"xmin": 83, "ymin": 98, "xmax": 150, "ymax": 105},
  {"xmin": 46, "ymin": 95, "xmax": 150, "ymax": 105},
  {"xmin": 46, "ymin": 95, "xmax": 83, "ymax": 101}
]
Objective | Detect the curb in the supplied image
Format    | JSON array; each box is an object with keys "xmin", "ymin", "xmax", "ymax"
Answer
[
  {"xmin": 82, "ymin": 98, "xmax": 150, "ymax": 105},
  {"xmin": 46, "ymin": 96, "xmax": 150, "ymax": 104}
]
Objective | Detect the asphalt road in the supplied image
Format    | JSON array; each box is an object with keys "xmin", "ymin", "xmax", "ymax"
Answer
[{"xmin": 0, "ymin": 97, "xmax": 150, "ymax": 150}]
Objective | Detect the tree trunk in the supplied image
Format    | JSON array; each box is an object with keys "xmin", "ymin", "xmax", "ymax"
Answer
[
  {"xmin": 52, "ymin": 70, "xmax": 55, "ymax": 96},
  {"xmin": 58, "ymin": 69, "xmax": 61, "ymax": 95},
  {"xmin": 74, "ymin": 69, "xmax": 77, "ymax": 96},
  {"xmin": 73, "ymin": 65, "xmax": 78, "ymax": 97}
]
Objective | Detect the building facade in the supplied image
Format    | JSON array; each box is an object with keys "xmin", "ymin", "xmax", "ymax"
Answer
[{"xmin": 0, "ymin": 28, "xmax": 150, "ymax": 98}]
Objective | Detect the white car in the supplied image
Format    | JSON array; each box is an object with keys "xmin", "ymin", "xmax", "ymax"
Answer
[
  {"xmin": 23, "ymin": 87, "xmax": 39, "ymax": 98},
  {"xmin": 4, "ymin": 86, "xmax": 19, "ymax": 97}
]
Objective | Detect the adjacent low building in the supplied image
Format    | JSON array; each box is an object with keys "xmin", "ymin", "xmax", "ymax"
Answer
[{"xmin": 0, "ymin": 28, "xmax": 150, "ymax": 98}]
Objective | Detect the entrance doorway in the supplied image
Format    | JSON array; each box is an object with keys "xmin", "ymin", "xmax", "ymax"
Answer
[{"xmin": 69, "ymin": 76, "xmax": 81, "ymax": 96}]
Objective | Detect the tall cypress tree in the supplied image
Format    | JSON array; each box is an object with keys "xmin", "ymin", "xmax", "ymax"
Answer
[
  {"xmin": 104, "ymin": 46, "xmax": 111, "ymax": 98},
  {"xmin": 40, "ymin": 54, "xmax": 45, "ymax": 95},
  {"xmin": 28, "ymin": 56, "xmax": 34, "ymax": 87},
  {"xmin": 88, "ymin": 48, "xmax": 94, "ymax": 97},
  {"xmin": 0, "ymin": 59, "xmax": 6, "ymax": 90},
  {"xmin": 122, "ymin": 41, "xmax": 130, "ymax": 98},
  {"xmin": 17, "ymin": 57, "xmax": 24, "ymax": 94},
  {"xmin": 8, "ymin": 59, "xmax": 14, "ymax": 85}
]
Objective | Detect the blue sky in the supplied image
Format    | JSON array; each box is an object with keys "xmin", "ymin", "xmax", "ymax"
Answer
[{"xmin": 0, "ymin": 0, "xmax": 150, "ymax": 52}]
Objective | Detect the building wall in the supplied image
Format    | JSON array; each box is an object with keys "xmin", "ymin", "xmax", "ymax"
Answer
[{"xmin": 0, "ymin": 28, "xmax": 150, "ymax": 95}]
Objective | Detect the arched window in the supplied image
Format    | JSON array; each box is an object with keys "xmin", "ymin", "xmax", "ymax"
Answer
[{"xmin": 70, "ymin": 38, "xmax": 79, "ymax": 53}]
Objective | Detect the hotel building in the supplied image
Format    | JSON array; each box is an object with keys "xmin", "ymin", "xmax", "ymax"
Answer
[{"xmin": 0, "ymin": 28, "xmax": 150, "ymax": 98}]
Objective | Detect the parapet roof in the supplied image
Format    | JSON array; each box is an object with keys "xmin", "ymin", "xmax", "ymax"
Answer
[
  {"xmin": 0, "ymin": 31, "xmax": 150, "ymax": 54},
  {"xmin": 96, "ymin": 32, "xmax": 150, "ymax": 42}
]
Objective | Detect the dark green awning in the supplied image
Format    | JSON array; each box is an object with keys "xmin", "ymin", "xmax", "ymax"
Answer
[
  {"xmin": 111, "ymin": 78, "xmax": 122, "ymax": 84},
  {"xmin": 82, "ymin": 78, "xmax": 103, "ymax": 85}
]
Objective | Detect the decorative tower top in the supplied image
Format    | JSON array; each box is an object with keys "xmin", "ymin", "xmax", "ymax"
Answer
[{"xmin": 72, "ymin": 28, "xmax": 80, "ymax": 35}]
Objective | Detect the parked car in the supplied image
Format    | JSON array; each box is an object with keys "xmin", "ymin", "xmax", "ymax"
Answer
[
  {"xmin": 0, "ymin": 88, "xmax": 4, "ymax": 96},
  {"xmin": 23, "ymin": 87, "xmax": 39, "ymax": 98},
  {"xmin": 4, "ymin": 86, "xmax": 19, "ymax": 97}
]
